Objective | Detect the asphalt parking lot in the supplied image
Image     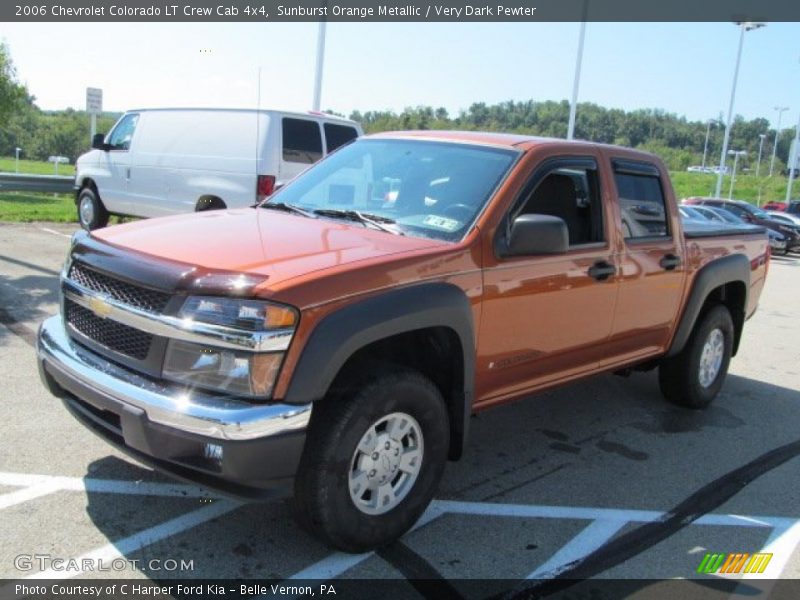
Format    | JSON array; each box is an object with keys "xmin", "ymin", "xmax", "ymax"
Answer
[{"xmin": 0, "ymin": 221, "xmax": 799, "ymax": 597}]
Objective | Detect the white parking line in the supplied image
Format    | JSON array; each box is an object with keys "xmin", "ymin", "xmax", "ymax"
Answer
[
  {"xmin": 0, "ymin": 471, "xmax": 223, "ymax": 500},
  {"xmin": 38, "ymin": 227, "xmax": 72, "ymax": 239},
  {"xmin": 281, "ymin": 499, "xmax": 797, "ymax": 583},
  {"xmin": 746, "ymin": 518, "xmax": 800, "ymax": 579},
  {"xmin": 25, "ymin": 499, "xmax": 241, "ymax": 580},
  {"xmin": 526, "ymin": 518, "xmax": 628, "ymax": 579},
  {"xmin": 2, "ymin": 470, "xmax": 797, "ymax": 584},
  {"xmin": 0, "ymin": 479, "xmax": 69, "ymax": 510}
]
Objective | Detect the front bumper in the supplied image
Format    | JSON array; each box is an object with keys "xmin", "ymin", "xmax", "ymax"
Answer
[{"xmin": 37, "ymin": 315, "xmax": 311, "ymax": 499}]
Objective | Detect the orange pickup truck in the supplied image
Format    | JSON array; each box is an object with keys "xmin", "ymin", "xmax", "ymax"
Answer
[{"xmin": 37, "ymin": 131, "xmax": 769, "ymax": 552}]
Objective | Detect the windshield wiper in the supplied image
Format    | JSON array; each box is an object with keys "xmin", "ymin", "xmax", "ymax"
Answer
[
  {"xmin": 259, "ymin": 201, "xmax": 317, "ymax": 218},
  {"xmin": 313, "ymin": 209, "xmax": 405, "ymax": 235}
]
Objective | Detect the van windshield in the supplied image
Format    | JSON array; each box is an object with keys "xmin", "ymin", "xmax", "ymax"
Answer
[{"xmin": 264, "ymin": 138, "xmax": 518, "ymax": 241}]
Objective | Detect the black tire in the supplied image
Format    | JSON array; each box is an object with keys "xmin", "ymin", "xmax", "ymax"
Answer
[
  {"xmin": 293, "ymin": 366, "xmax": 449, "ymax": 553},
  {"xmin": 76, "ymin": 187, "xmax": 109, "ymax": 230},
  {"xmin": 658, "ymin": 304, "xmax": 734, "ymax": 409},
  {"xmin": 195, "ymin": 197, "xmax": 226, "ymax": 211}
]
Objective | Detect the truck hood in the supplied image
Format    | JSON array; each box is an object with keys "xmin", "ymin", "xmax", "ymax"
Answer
[{"xmin": 91, "ymin": 208, "xmax": 446, "ymax": 287}]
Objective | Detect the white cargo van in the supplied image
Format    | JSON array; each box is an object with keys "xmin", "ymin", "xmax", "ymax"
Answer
[{"xmin": 74, "ymin": 108, "xmax": 363, "ymax": 229}]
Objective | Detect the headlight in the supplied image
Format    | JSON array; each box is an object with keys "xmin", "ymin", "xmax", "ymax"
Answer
[
  {"xmin": 163, "ymin": 297, "xmax": 297, "ymax": 399},
  {"xmin": 178, "ymin": 296, "xmax": 297, "ymax": 330}
]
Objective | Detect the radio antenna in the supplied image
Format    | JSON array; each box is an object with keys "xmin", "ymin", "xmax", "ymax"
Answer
[{"xmin": 255, "ymin": 66, "xmax": 262, "ymax": 182}]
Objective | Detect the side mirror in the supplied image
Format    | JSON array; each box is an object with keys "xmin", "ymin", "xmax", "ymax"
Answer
[
  {"xmin": 505, "ymin": 214, "xmax": 569, "ymax": 256},
  {"xmin": 91, "ymin": 133, "xmax": 107, "ymax": 150}
]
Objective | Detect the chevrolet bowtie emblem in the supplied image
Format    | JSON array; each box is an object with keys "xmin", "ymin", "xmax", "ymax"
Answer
[{"xmin": 88, "ymin": 296, "xmax": 113, "ymax": 319}]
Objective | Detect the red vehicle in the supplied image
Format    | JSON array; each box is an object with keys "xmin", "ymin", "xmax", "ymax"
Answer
[{"xmin": 38, "ymin": 132, "xmax": 769, "ymax": 551}]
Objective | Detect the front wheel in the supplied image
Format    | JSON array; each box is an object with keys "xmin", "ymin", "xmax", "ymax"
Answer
[
  {"xmin": 77, "ymin": 187, "xmax": 109, "ymax": 230},
  {"xmin": 659, "ymin": 304, "xmax": 734, "ymax": 409},
  {"xmin": 293, "ymin": 367, "xmax": 449, "ymax": 552}
]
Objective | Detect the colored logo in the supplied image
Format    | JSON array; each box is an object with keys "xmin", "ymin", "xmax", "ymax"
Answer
[
  {"xmin": 696, "ymin": 552, "xmax": 773, "ymax": 575},
  {"xmin": 88, "ymin": 296, "xmax": 113, "ymax": 319}
]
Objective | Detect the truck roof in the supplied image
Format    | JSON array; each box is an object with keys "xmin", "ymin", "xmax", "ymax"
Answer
[{"xmin": 367, "ymin": 130, "xmax": 658, "ymax": 158}]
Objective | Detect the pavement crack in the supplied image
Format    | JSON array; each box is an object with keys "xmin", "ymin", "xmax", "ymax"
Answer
[
  {"xmin": 377, "ymin": 541, "xmax": 464, "ymax": 599},
  {"xmin": 505, "ymin": 437, "xmax": 800, "ymax": 598}
]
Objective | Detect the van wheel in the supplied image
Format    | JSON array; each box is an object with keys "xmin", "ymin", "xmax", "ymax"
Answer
[
  {"xmin": 658, "ymin": 305, "xmax": 734, "ymax": 409},
  {"xmin": 196, "ymin": 197, "xmax": 226, "ymax": 211},
  {"xmin": 77, "ymin": 187, "xmax": 109, "ymax": 230},
  {"xmin": 293, "ymin": 367, "xmax": 449, "ymax": 553}
]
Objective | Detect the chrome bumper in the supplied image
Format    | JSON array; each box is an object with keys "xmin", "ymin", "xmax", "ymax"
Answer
[{"xmin": 37, "ymin": 315, "xmax": 311, "ymax": 441}]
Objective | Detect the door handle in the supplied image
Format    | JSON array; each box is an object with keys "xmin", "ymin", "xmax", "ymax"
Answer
[
  {"xmin": 588, "ymin": 260, "xmax": 616, "ymax": 281},
  {"xmin": 126, "ymin": 168, "xmax": 131, "ymax": 180},
  {"xmin": 660, "ymin": 254, "xmax": 681, "ymax": 271}
]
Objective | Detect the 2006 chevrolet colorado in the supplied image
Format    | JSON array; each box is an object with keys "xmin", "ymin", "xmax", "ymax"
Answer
[{"xmin": 37, "ymin": 132, "xmax": 769, "ymax": 552}]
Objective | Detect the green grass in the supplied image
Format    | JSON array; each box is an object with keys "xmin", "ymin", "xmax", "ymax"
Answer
[
  {"xmin": 669, "ymin": 171, "xmax": 795, "ymax": 205},
  {"xmin": 0, "ymin": 192, "xmax": 76, "ymax": 222},
  {"xmin": 0, "ymin": 168, "xmax": 795, "ymax": 224},
  {"xmin": 0, "ymin": 157, "xmax": 76, "ymax": 176}
]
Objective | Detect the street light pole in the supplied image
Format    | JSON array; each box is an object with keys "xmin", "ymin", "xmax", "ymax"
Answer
[
  {"xmin": 770, "ymin": 106, "xmax": 789, "ymax": 177},
  {"xmin": 756, "ymin": 133, "xmax": 766, "ymax": 177},
  {"xmin": 312, "ymin": 19, "xmax": 327, "ymax": 111},
  {"xmin": 702, "ymin": 119, "xmax": 715, "ymax": 169},
  {"xmin": 786, "ymin": 112, "xmax": 800, "ymax": 203},
  {"xmin": 728, "ymin": 150, "xmax": 746, "ymax": 199},
  {"xmin": 714, "ymin": 22, "xmax": 764, "ymax": 198},
  {"xmin": 567, "ymin": 11, "xmax": 587, "ymax": 140}
]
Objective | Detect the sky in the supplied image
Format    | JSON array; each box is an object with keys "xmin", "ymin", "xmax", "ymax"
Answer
[{"xmin": 1, "ymin": 21, "xmax": 799, "ymax": 128}]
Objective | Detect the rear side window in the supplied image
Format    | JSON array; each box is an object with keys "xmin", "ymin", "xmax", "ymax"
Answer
[
  {"xmin": 614, "ymin": 167, "xmax": 669, "ymax": 239},
  {"xmin": 282, "ymin": 118, "xmax": 322, "ymax": 164},
  {"xmin": 107, "ymin": 113, "xmax": 139, "ymax": 151},
  {"xmin": 324, "ymin": 123, "xmax": 358, "ymax": 153}
]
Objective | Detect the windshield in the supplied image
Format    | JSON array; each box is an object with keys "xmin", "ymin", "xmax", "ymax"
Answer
[{"xmin": 265, "ymin": 138, "xmax": 518, "ymax": 241}]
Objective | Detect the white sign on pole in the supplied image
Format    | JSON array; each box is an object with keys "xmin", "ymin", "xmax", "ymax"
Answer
[{"xmin": 86, "ymin": 88, "xmax": 103, "ymax": 114}]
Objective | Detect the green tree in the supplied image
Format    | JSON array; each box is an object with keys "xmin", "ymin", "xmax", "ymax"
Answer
[{"xmin": 0, "ymin": 43, "xmax": 29, "ymax": 128}]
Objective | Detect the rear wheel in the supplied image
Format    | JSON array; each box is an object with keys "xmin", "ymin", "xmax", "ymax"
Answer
[
  {"xmin": 77, "ymin": 187, "xmax": 109, "ymax": 230},
  {"xmin": 659, "ymin": 304, "xmax": 734, "ymax": 409},
  {"xmin": 293, "ymin": 366, "xmax": 449, "ymax": 552}
]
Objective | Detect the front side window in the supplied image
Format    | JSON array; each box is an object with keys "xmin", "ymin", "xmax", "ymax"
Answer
[
  {"xmin": 516, "ymin": 164, "xmax": 604, "ymax": 246},
  {"xmin": 614, "ymin": 169, "xmax": 669, "ymax": 239},
  {"xmin": 107, "ymin": 113, "xmax": 139, "ymax": 151},
  {"xmin": 282, "ymin": 118, "xmax": 323, "ymax": 164},
  {"xmin": 265, "ymin": 139, "xmax": 518, "ymax": 242}
]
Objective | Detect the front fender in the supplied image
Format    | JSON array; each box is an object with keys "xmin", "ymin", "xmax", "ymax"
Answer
[{"xmin": 283, "ymin": 282, "xmax": 475, "ymax": 459}]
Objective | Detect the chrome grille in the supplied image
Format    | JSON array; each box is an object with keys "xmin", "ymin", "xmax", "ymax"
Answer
[
  {"xmin": 68, "ymin": 262, "xmax": 170, "ymax": 313},
  {"xmin": 65, "ymin": 299, "xmax": 153, "ymax": 360}
]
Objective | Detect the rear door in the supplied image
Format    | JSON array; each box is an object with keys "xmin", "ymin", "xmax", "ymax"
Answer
[
  {"xmin": 603, "ymin": 157, "xmax": 686, "ymax": 364},
  {"xmin": 477, "ymin": 153, "xmax": 619, "ymax": 405}
]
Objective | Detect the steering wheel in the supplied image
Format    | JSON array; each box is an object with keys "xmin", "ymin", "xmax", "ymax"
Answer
[{"xmin": 442, "ymin": 203, "xmax": 473, "ymax": 221}]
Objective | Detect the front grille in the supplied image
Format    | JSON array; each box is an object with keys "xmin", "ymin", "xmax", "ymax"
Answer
[
  {"xmin": 65, "ymin": 299, "xmax": 153, "ymax": 360},
  {"xmin": 69, "ymin": 262, "xmax": 171, "ymax": 313}
]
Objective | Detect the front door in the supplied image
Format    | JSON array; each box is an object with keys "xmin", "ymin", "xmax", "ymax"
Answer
[
  {"xmin": 99, "ymin": 113, "xmax": 139, "ymax": 214},
  {"xmin": 477, "ymin": 155, "xmax": 619, "ymax": 407}
]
